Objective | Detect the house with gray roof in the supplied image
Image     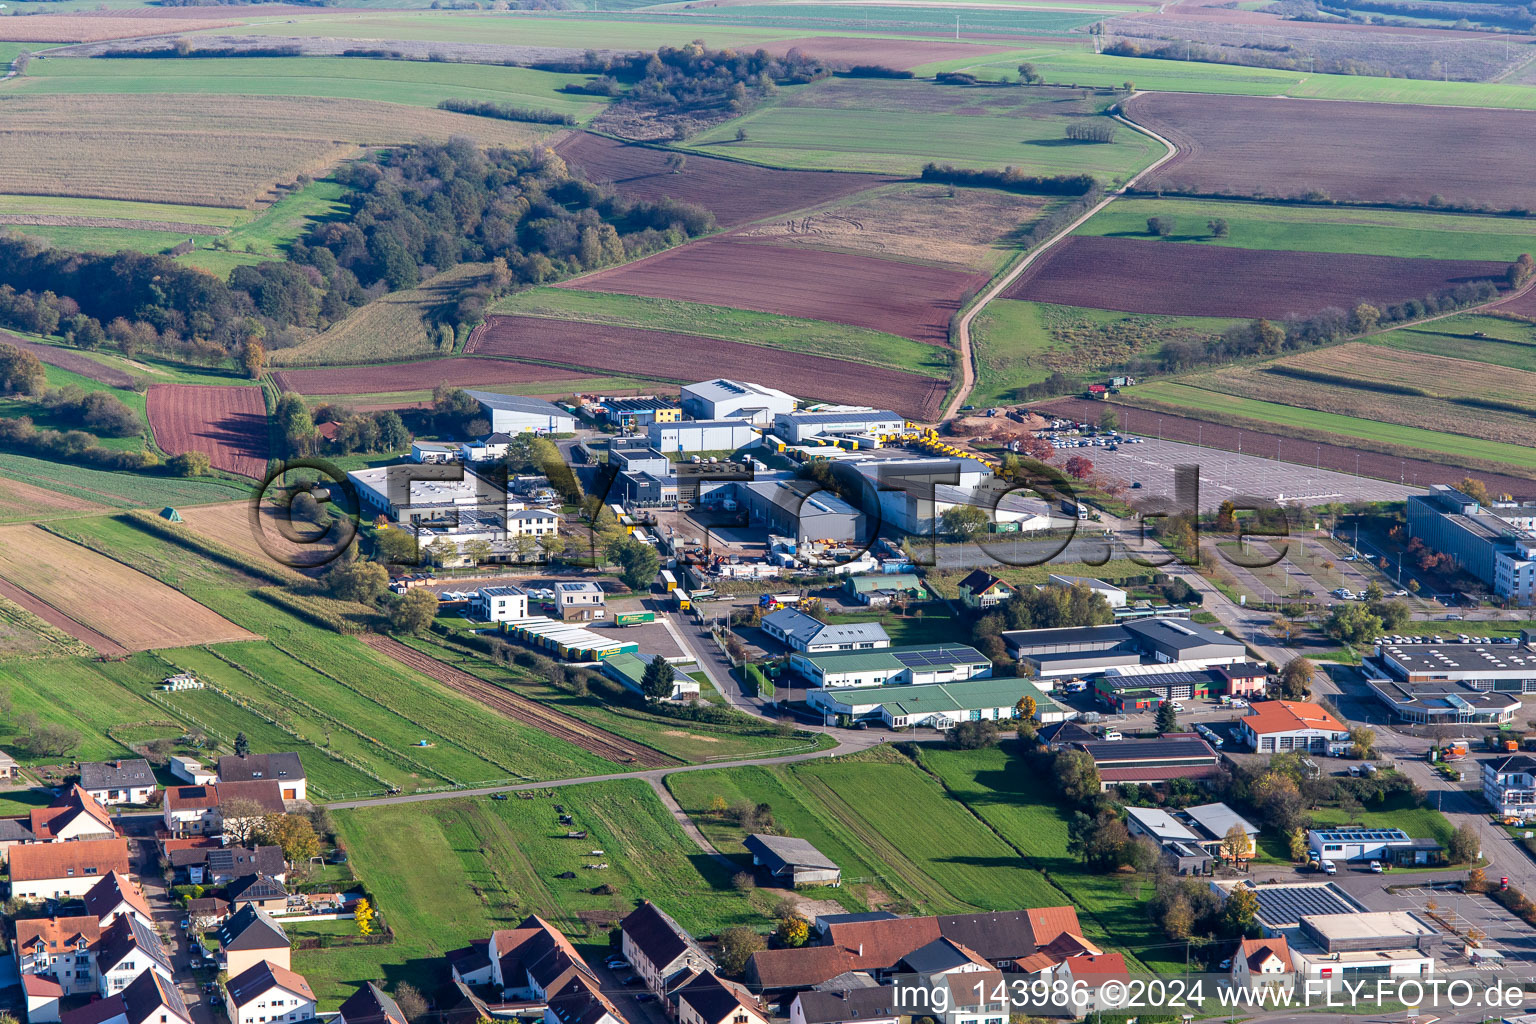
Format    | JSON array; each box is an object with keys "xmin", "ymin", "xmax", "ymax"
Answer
[
  {"xmin": 761, "ymin": 609, "xmax": 889, "ymax": 654},
  {"xmin": 78, "ymin": 760, "xmax": 155, "ymax": 806},
  {"xmin": 218, "ymin": 753, "xmax": 306, "ymax": 801}
]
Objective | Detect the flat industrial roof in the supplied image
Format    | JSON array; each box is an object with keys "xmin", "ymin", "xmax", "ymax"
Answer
[
  {"xmin": 1302, "ymin": 911, "xmax": 1435, "ymax": 941},
  {"xmin": 803, "ymin": 644, "xmax": 989, "ymax": 675},
  {"xmin": 1379, "ymin": 641, "xmax": 1536, "ymax": 675}
]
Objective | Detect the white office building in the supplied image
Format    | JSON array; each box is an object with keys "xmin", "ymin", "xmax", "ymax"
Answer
[{"xmin": 680, "ymin": 379, "xmax": 796, "ymax": 426}]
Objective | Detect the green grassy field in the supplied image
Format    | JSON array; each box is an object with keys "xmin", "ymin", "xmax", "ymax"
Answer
[
  {"xmin": 1076, "ymin": 199, "xmax": 1536, "ymax": 262},
  {"xmin": 683, "ymin": 78, "xmax": 1159, "ymax": 180},
  {"xmin": 824, "ymin": 604, "xmax": 957, "ymax": 646},
  {"xmin": 916, "ymin": 44, "xmax": 1536, "ymax": 109},
  {"xmin": 0, "ymin": 194, "xmax": 248, "ymax": 227},
  {"xmin": 2, "ymin": 224, "xmax": 199, "ymax": 257},
  {"xmin": 1369, "ymin": 314, "xmax": 1536, "ymax": 373},
  {"xmin": 180, "ymin": 178, "xmax": 349, "ymax": 276},
  {"xmin": 311, "ymin": 782, "xmax": 761, "ymax": 1005},
  {"xmin": 14, "ymin": 56, "xmax": 606, "ymax": 120},
  {"xmin": 1308, "ymin": 800, "xmax": 1455, "ymax": 844},
  {"xmin": 0, "ymin": 363, "xmax": 150, "ymax": 452},
  {"xmin": 491, "ymin": 287, "xmax": 953, "ymax": 378},
  {"xmin": 41, "ymin": 515, "xmax": 254, "ymax": 590},
  {"xmin": 215, "ymin": 11, "xmax": 799, "ymax": 48},
  {"xmin": 668, "ymin": 750, "xmax": 1065, "ymax": 915},
  {"xmin": 923, "ymin": 558, "xmax": 1153, "ymax": 598},
  {"xmin": 0, "ymin": 653, "xmax": 180, "ymax": 763},
  {"xmin": 567, "ymin": 4, "xmax": 1104, "ymax": 35},
  {"xmin": 918, "ymin": 745, "xmax": 1174, "ymax": 971},
  {"xmin": 0, "ymin": 452, "xmax": 252, "ymax": 512},
  {"xmin": 1127, "ymin": 381, "xmax": 1536, "ymax": 471},
  {"xmin": 968, "ymin": 299, "xmax": 1233, "ymax": 406}
]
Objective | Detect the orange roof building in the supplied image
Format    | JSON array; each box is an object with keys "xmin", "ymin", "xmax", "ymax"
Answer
[
  {"xmin": 11, "ymin": 838, "xmax": 131, "ymax": 901},
  {"xmin": 1238, "ymin": 700, "xmax": 1348, "ymax": 754}
]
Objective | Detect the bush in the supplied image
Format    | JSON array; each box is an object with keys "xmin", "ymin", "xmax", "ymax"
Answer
[
  {"xmin": 436, "ymin": 98, "xmax": 575, "ymax": 125},
  {"xmin": 920, "ymin": 162, "xmax": 1096, "ymax": 196}
]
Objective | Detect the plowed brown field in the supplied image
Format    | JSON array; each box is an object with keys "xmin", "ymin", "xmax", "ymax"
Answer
[
  {"xmin": 1126, "ymin": 93, "xmax": 1536, "ymax": 210},
  {"xmin": 467, "ymin": 316, "xmax": 947, "ymax": 420},
  {"xmin": 146, "ymin": 384, "xmax": 269, "ymax": 479},
  {"xmin": 271, "ymin": 357, "xmax": 599, "ymax": 396},
  {"xmin": 564, "ymin": 237, "xmax": 979, "ymax": 346},
  {"xmin": 1003, "ymin": 236, "xmax": 1506, "ymax": 318},
  {"xmin": 554, "ymin": 133, "xmax": 893, "ymax": 228},
  {"xmin": 357, "ymin": 635, "xmax": 678, "ymax": 768}
]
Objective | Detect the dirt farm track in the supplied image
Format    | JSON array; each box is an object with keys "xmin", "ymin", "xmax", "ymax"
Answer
[
  {"xmin": 146, "ymin": 384, "xmax": 270, "ymax": 479},
  {"xmin": 1004, "ymin": 237, "xmax": 1508, "ymax": 319},
  {"xmin": 466, "ymin": 316, "xmax": 948, "ymax": 420},
  {"xmin": 357, "ymin": 634, "xmax": 680, "ymax": 769},
  {"xmin": 1037, "ymin": 397, "xmax": 1536, "ymax": 498}
]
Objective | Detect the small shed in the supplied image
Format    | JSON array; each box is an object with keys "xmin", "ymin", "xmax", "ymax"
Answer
[
  {"xmin": 743, "ymin": 833, "xmax": 841, "ymax": 888},
  {"xmin": 160, "ymin": 507, "xmax": 183, "ymax": 522},
  {"xmin": 0, "ymin": 750, "xmax": 17, "ymax": 780}
]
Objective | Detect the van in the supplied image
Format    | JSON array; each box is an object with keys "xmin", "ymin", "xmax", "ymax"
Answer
[
  {"xmin": 1100, "ymin": 728, "xmax": 1122, "ymax": 741},
  {"xmin": 1321, "ymin": 859, "xmax": 1337, "ymax": 875}
]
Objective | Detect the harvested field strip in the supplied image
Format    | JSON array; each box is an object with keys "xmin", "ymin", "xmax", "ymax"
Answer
[
  {"xmin": 356, "ymin": 634, "xmax": 678, "ymax": 768},
  {"xmin": 146, "ymin": 384, "xmax": 269, "ymax": 479},
  {"xmin": 0, "ymin": 577, "xmax": 128, "ymax": 657},
  {"xmin": 1, "ymin": 332, "xmax": 136, "ymax": 387},
  {"xmin": 271, "ymin": 357, "xmax": 599, "ymax": 396},
  {"xmin": 564, "ymin": 237, "xmax": 982, "ymax": 346},
  {"xmin": 1125, "ymin": 92, "xmax": 1536, "ymax": 210},
  {"xmin": 1118, "ymin": 383, "xmax": 1536, "ymax": 473},
  {"xmin": 1003, "ymin": 236, "xmax": 1507, "ymax": 319},
  {"xmin": 491, "ymin": 288, "xmax": 951, "ymax": 378},
  {"xmin": 0, "ymin": 194, "xmax": 249, "ymax": 227},
  {"xmin": 0, "ymin": 94, "xmax": 557, "ymax": 207},
  {"xmin": 1035, "ymin": 396, "xmax": 1536, "ymax": 498},
  {"xmin": 1369, "ymin": 315, "xmax": 1536, "ymax": 373},
  {"xmin": 0, "ymin": 477, "xmax": 110, "ymax": 524},
  {"xmin": 1264, "ymin": 343, "xmax": 1536, "ymax": 407},
  {"xmin": 0, "ymin": 14, "xmax": 243, "ymax": 40},
  {"xmin": 554, "ymin": 133, "xmax": 896, "ymax": 228},
  {"xmin": 749, "ymin": 36, "xmax": 1014, "ymax": 70},
  {"xmin": 0, "ymin": 525, "xmax": 255, "ymax": 651},
  {"xmin": 467, "ymin": 315, "xmax": 949, "ymax": 421}
]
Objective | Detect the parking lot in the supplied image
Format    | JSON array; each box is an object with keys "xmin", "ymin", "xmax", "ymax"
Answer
[{"xmin": 1085, "ymin": 438, "xmax": 1424, "ymax": 512}]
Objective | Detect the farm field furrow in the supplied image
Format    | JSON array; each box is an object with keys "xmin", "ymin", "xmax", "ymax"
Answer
[
  {"xmin": 1073, "ymin": 198, "xmax": 1536, "ymax": 262},
  {"xmin": 0, "ymin": 525, "xmax": 256, "ymax": 650},
  {"xmin": 554, "ymin": 133, "xmax": 897, "ymax": 228},
  {"xmin": 467, "ymin": 315, "xmax": 950, "ymax": 420},
  {"xmin": 271, "ymin": 358, "xmax": 601, "ymax": 396},
  {"xmin": 1002, "ymin": 236, "xmax": 1508, "ymax": 318},
  {"xmin": 564, "ymin": 237, "xmax": 981, "ymax": 347},
  {"xmin": 145, "ymin": 384, "xmax": 270, "ymax": 479},
  {"xmin": 683, "ymin": 78, "xmax": 1159, "ymax": 178},
  {"xmin": 1127, "ymin": 92, "xmax": 1536, "ymax": 210}
]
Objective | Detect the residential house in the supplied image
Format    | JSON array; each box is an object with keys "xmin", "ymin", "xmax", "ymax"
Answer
[
  {"xmin": 545, "ymin": 973, "xmax": 629, "ymax": 1024},
  {"xmin": 761, "ymin": 609, "xmax": 889, "ymax": 654},
  {"xmin": 447, "ymin": 941, "xmax": 494, "ymax": 988},
  {"xmin": 674, "ymin": 972, "xmax": 767, "ymax": 1024},
  {"xmin": 956, "ymin": 570, "xmax": 1011, "ymax": 610},
  {"xmin": 338, "ymin": 983, "xmax": 409, "ymax": 1024},
  {"xmin": 218, "ymin": 753, "xmax": 307, "ymax": 802},
  {"xmin": 169, "ymin": 843, "xmax": 287, "ymax": 886},
  {"xmin": 186, "ymin": 898, "xmax": 231, "ymax": 931},
  {"xmin": 487, "ymin": 914, "xmax": 593, "ymax": 1000},
  {"xmin": 1237, "ymin": 700, "xmax": 1349, "ymax": 754},
  {"xmin": 621, "ymin": 901, "xmax": 715, "ymax": 1000},
  {"xmin": 462, "ymin": 432, "xmax": 517, "ymax": 463},
  {"xmin": 169, "ymin": 758, "xmax": 217, "ymax": 786},
  {"xmin": 1045, "ymin": 575, "xmax": 1127, "ymax": 608},
  {"xmin": 1231, "ymin": 937, "xmax": 1293, "ymax": 990},
  {"xmin": 742, "ymin": 835, "xmax": 840, "ymax": 888},
  {"xmin": 789, "ymin": 986, "xmax": 901, "ymax": 1024},
  {"xmin": 227, "ymin": 874, "xmax": 290, "ymax": 913},
  {"xmin": 59, "ymin": 969, "xmax": 191, "ymax": 1024},
  {"xmin": 82, "ymin": 871, "xmax": 155, "ymax": 929},
  {"xmin": 95, "ymin": 915, "xmax": 173, "ymax": 996},
  {"xmin": 162, "ymin": 780, "xmax": 285, "ymax": 838},
  {"xmin": 1483, "ymin": 754, "xmax": 1536, "ymax": 820},
  {"xmin": 1057, "ymin": 953, "xmax": 1129, "ymax": 1013},
  {"xmin": 218, "ymin": 906, "xmax": 291, "ymax": 976},
  {"xmin": 556, "ymin": 582, "xmax": 607, "ymax": 623},
  {"xmin": 915, "ymin": 969, "xmax": 1010, "ymax": 1024},
  {"xmin": 0, "ymin": 785, "xmax": 117, "ymax": 864},
  {"xmin": 16, "ymin": 915, "xmax": 103, "ymax": 1003},
  {"xmin": 0, "ymin": 749, "xmax": 16, "ymax": 779},
  {"xmin": 1033, "ymin": 721, "xmax": 1097, "ymax": 751},
  {"xmin": 225, "ymin": 961, "xmax": 316, "ymax": 1024},
  {"xmin": 10, "ymin": 838, "xmax": 132, "ymax": 902},
  {"xmin": 78, "ymin": 760, "xmax": 156, "ymax": 806}
]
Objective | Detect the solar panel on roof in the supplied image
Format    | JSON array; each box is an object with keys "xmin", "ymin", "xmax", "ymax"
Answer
[{"xmin": 1252, "ymin": 885, "xmax": 1358, "ymax": 924}]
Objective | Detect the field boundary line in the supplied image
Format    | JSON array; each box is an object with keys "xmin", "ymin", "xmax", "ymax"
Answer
[{"xmin": 940, "ymin": 95, "xmax": 1179, "ymax": 422}]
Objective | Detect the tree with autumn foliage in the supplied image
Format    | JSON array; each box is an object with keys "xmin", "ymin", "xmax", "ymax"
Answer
[{"xmin": 1064, "ymin": 455, "xmax": 1094, "ymax": 479}]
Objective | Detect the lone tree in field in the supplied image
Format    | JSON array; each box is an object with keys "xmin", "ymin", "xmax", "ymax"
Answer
[
  {"xmin": 1017, "ymin": 62, "xmax": 1043, "ymax": 84},
  {"xmin": 1351, "ymin": 302, "xmax": 1381, "ymax": 334},
  {"xmin": 665, "ymin": 153, "xmax": 687, "ymax": 174},
  {"xmin": 388, "ymin": 587, "xmax": 438, "ymax": 634},
  {"xmin": 1147, "ymin": 216, "xmax": 1175, "ymax": 237},
  {"xmin": 1220, "ymin": 823, "xmax": 1251, "ymax": 864},
  {"xmin": 735, "ymin": 127, "xmax": 748, "ymax": 142},
  {"xmin": 1207, "ymin": 217, "xmax": 1229, "ymax": 238},
  {"xmin": 1064, "ymin": 455, "xmax": 1094, "ymax": 479}
]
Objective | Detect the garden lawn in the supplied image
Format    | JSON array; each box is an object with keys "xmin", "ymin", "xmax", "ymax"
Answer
[
  {"xmin": 313, "ymin": 782, "xmax": 760, "ymax": 1005},
  {"xmin": 1127, "ymin": 382, "xmax": 1536, "ymax": 471},
  {"xmin": 1076, "ymin": 199, "xmax": 1536, "ymax": 263}
]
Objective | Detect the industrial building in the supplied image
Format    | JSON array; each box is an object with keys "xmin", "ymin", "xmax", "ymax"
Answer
[
  {"xmin": 843, "ymin": 573, "xmax": 925, "ymax": 607},
  {"xmin": 772, "ymin": 408, "xmax": 904, "ymax": 445},
  {"xmin": 742, "ymin": 834, "xmax": 841, "ymax": 888},
  {"xmin": 1093, "ymin": 663, "xmax": 1231, "ymax": 711},
  {"xmin": 602, "ymin": 651, "xmax": 699, "ymax": 702},
  {"xmin": 850, "ymin": 457, "xmax": 1054, "ymax": 537},
  {"xmin": 681, "ymin": 379, "xmax": 797, "ymax": 425},
  {"xmin": 739, "ymin": 479, "xmax": 865, "ymax": 544},
  {"xmin": 1003, "ymin": 617, "xmax": 1248, "ymax": 680},
  {"xmin": 1407, "ymin": 485, "xmax": 1535, "ymax": 605},
  {"xmin": 807, "ymin": 676, "xmax": 1061, "ymax": 729},
  {"xmin": 1237, "ymin": 700, "xmax": 1350, "ymax": 754},
  {"xmin": 788, "ymin": 643, "xmax": 991, "ymax": 688},
  {"xmin": 1221, "ymin": 882, "xmax": 1438, "ymax": 985},
  {"xmin": 1306, "ymin": 827, "xmax": 1442, "ymax": 866},
  {"xmin": 762, "ymin": 608, "xmax": 889, "ymax": 653},
  {"xmin": 648, "ymin": 420, "xmax": 759, "ymax": 454},
  {"xmin": 347, "ymin": 464, "xmax": 559, "ymax": 559},
  {"xmin": 599, "ymin": 397, "xmax": 681, "ymax": 431},
  {"xmin": 498, "ymin": 616, "xmax": 636, "ymax": 662},
  {"xmin": 464, "ymin": 391, "xmax": 577, "ymax": 435},
  {"xmin": 1123, "ymin": 805, "xmax": 1260, "ymax": 874},
  {"xmin": 1070, "ymin": 734, "xmax": 1222, "ymax": 790},
  {"xmin": 1363, "ymin": 638, "xmax": 1530, "ymax": 723},
  {"xmin": 470, "ymin": 586, "xmax": 527, "ymax": 623}
]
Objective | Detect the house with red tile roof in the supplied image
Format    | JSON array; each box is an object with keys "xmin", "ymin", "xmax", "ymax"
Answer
[
  {"xmin": 10, "ymin": 838, "xmax": 131, "ymax": 902},
  {"xmin": 1237, "ymin": 701, "xmax": 1349, "ymax": 755}
]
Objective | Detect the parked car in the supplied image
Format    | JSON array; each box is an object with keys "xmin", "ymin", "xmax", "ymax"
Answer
[
  {"xmin": 636, "ymin": 994, "xmax": 657, "ymax": 1003},
  {"xmin": 1369, "ymin": 860, "xmax": 1384, "ymax": 874}
]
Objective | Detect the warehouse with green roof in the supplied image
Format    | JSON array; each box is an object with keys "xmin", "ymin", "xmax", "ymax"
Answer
[{"xmin": 807, "ymin": 676, "xmax": 1066, "ymax": 729}]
